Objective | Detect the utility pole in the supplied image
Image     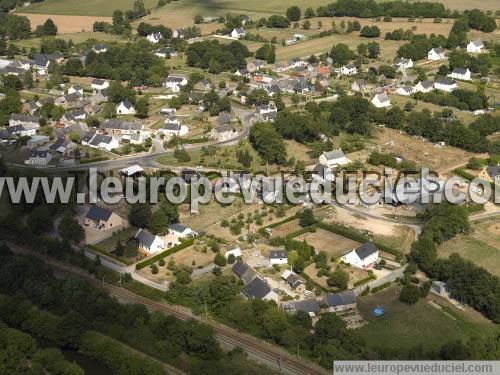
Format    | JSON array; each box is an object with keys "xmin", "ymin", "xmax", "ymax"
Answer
[
  {"xmin": 102, "ymin": 276, "xmax": 104, "ymax": 287},
  {"xmin": 204, "ymin": 300, "xmax": 208, "ymax": 321},
  {"xmin": 297, "ymin": 339, "xmax": 299, "ymax": 359}
]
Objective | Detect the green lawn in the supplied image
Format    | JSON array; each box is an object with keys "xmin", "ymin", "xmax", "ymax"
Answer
[
  {"xmin": 438, "ymin": 221, "xmax": 500, "ymax": 277},
  {"xmin": 94, "ymin": 226, "xmax": 139, "ymax": 259},
  {"xmin": 357, "ymin": 286, "xmax": 495, "ymax": 354},
  {"xmin": 17, "ymin": 0, "xmax": 157, "ymax": 16}
]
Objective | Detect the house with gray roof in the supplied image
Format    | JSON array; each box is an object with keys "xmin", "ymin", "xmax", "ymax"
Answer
[
  {"xmin": 84, "ymin": 206, "xmax": 123, "ymax": 230},
  {"xmin": 282, "ymin": 299, "xmax": 320, "ymax": 315},
  {"xmin": 135, "ymin": 229, "xmax": 165, "ymax": 255},
  {"xmin": 325, "ymin": 290, "xmax": 357, "ymax": 312},
  {"xmin": 341, "ymin": 242, "xmax": 379, "ymax": 268},
  {"xmin": 242, "ymin": 277, "xmax": 278, "ymax": 301},
  {"xmin": 319, "ymin": 149, "xmax": 349, "ymax": 168},
  {"xmin": 232, "ymin": 261, "xmax": 258, "ymax": 284}
]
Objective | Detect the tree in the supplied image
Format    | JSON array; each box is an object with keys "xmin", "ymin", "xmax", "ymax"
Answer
[
  {"xmin": 194, "ymin": 15, "xmax": 203, "ymax": 24},
  {"xmin": 58, "ymin": 215, "xmax": 84, "ymax": 243},
  {"xmin": 327, "ymin": 268, "xmax": 349, "ymax": 290},
  {"xmin": 114, "ymin": 240, "xmax": 124, "ymax": 257},
  {"xmin": 304, "ymin": 7, "xmax": 315, "ymax": 18},
  {"xmin": 360, "ymin": 26, "xmax": 380, "ymax": 38},
  {"xmin": 214, "ymin": 252, "xmax": 227, "ymax": 267},
  {"xmin": 299, "ymin": 209, "xmax": 316, "ymax": 227},
  {"xmin": 302, "ymin": 20, "xmax": 311, "ymax": 30},
  {"xmin": 135, "ymin": 97, "xmax": 149, "ymax": 118},
  {"xmin": 286, "ymin": 6, "xmax": 301, "ymax": 22},
  {"xmin": 128, "ymin": 203, "xmax": 152, "ymax": 228},
  {"xmin": 367, "ymin": 42, "xmax": 380, "ymax": 58},
  {"xmin": 330, "ymin": 43, "xmax": 354, "ymax": 66},
  {"xmin": 36, "ymin": 18, "xmax": 58, "ymax": 36},
  {"xmin": 399, "ymin": 284, "xmax": 421, "ymax": 304},
  {"xmin": 150, "ymin": 209, "xmax": 170, "ymax": 235},
  {"xmin": 249, "ymin": 122, "xmax": 287, "ymax": 165},
  {"xmin": 227, "ymin": 254, "xmax": 236, "ymax": 264},
  {"xmin": 255, "ymin": 44, "xmax": 276, "ymax": 64}
]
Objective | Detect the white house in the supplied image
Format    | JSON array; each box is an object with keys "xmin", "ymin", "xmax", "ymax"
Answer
[
  {"xmin": 68, "ymin": 84, "xmax": 84, "ymax": 96},
  {"xmin": 341, "ymin": 242, "xmax": 379, "ymax": 268},
  {"xmin": 169, "ymin": 223, "xmax": 197, "ymax": 239},
  {"xmin": 413, "ymin": 80, "xmax": 434, "ymax": 93},
  {"xmin": 116, "ymin": 100, "xmax": 136, "ymax": 115},
  {"xmin": 394, "ymin": 57, "xmax": 413, "ymax": 69},
  {"xmin": 371, "ymin": 92, "xmax": 391, "ymax": 108},
  {"xmin": 340, "ymin": 63, "xmax": 357, "ymax": 76},
  {"xmin": 146, "ymin": 32, "xmax": 163, "ymax": 44},
  {"xmin": 24, "ymin": 149, "xmax": 52, "ymax": 166},
  {"xmin": 319, "ymin": 150, "xmax": 350, "ymax": 168},
  {"xmin": 91, "ymin": 79, "xmax": 109, "ymax": 91},
  {"xmin": 135, "ymin": 229, "xmax": 165, "ymax": 255},
  {"xmin": 163, "ymin": 74, "xmax": 188, "ymax": 92},
  {"xmin": 211, "ymin": 124, "xmax": 237, "ymax": 142},
  {"xmin": 434, "ymin": 77, "xmax": 457, "ymax": 92},
  {"xmin": 84, "ymin": 133, "xmax": 120, "ymax": 152},
  {"xmin": 92, "ymin": 44, "xmax": 107, "ymax": 54},
  {"xmin": 449, "ymin": 67, "xmax": 471, "ymax": 81},
  {"xmin": 467, "ymin": 39, "xmax": 484, "ymax": 53},
  {"xmin": 230, "ymin": 27, "xmax": 246, "ymax": 39},
  {"xmin": 427, "ymin": 47, "xmax": 446, "ymax": 61},
  {"xmin": 225, "ymin": 247, "xmax": 242, "ymax": 259},
  {"xmin": 269, "ymin": 250, "xmax": 288, "ymax": 265},
  {"xmin": 395, "ymin": 85, "xmax": 415, "ymax": 96},
  {"xmin": 159, "ymin": 123, "xmax": 189, "ymax": 138}
]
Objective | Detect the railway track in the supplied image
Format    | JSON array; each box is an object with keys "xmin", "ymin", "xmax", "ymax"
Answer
[{"xmin": 46, "ymin": 264, "xmax": 327, "ymax": 375}]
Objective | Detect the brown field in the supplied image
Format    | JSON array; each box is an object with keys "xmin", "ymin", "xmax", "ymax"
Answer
[
  {"xmin": 471, "ymin": 219, "xmax": 500, "ymax": 251},
  {"xmin": 168, "ymin": 244, "xmax": 214, "ymax": 268},
  {"xmin": 375, "ymin": 127, "xmax": 475, "ymax": 173},
  {"xmin": 296, "ymin": 228, "xmax": 360, "ymax": 258},
  {"xmin": 269, "ymin": 219, "xmax": 301, "ymax": 237},
  {"xmin": 436, "ymin": 0, "xmax": 500, "ymax": 11},
  {"xmin": 21, "ymin": 14, "xmax": 111, "ymax": 34}
]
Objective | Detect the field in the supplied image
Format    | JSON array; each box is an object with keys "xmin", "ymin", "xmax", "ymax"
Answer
[
  {"xmin": 296, "ymin": 228, "xmax": 361, "ymax": 258},
  {"xmin": 14, "ymin": 32, "xmax": 124, "ymax": 49},
  {"xmin": 436, "ymin": 0, "xmax": 500, "ymax": 11},
  {"xmin": 269, "ymin": 218, "xmax": 301, "ymax": 237},
  {"xmin": 93, "ymin": 226, "xmax": 139, "ymax": 259},
  {"xmin": 168, "ymin": 243, "xmax": 214, "ymax": 269},
  {"xmin": 438, "ymin": 219, "xmax": 500, "ymax": 276},
  {"xmin": 375, "ymin": 127, "xmax": 475, "ymax": 173},
  {"xmin": 357, "ymin": 286, "xmax": 495, "ymax": 353},
  {"xmin": 17, "ymin": 0, "xmax": 157, "ymax": 16},
  {"xmin": 18, "ymin": 14, "xmax": 112, "ymax": 34}
]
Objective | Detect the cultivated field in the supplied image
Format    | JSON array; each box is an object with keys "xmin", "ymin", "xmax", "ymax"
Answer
[
  {"xmin": 18, "ymin": 14, "xmax": 112, "ymax": 34},
  {"xmin": 438, "ymin": 219, "xmax": 500, "ymax": 276},
  {"xmin": 435, "ymin": 0, "xmax": 499, "ymax": 11},
  {"xmin": 357, "ymin": 286, "xmax": 495, "ymax": 353},
  {"xmin": 296, "ymin": 228, "xmax": 361, "ymax": 258},
  {"xmin": 14, "ymin": 32, "xmax": 124, "ymax": 49},
  {"xmin": 17, "ymin": 0, "xmax": 157, "ymax": 16}
]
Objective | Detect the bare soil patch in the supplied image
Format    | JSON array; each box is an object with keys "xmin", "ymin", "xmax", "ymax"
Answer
[
  {"xmin": 296, "ymin": 228, "xmax": 360, "ymax": 258},
  {"xmin": 375, "ymin": 127, "xmax": 474, "ymax": 173}
]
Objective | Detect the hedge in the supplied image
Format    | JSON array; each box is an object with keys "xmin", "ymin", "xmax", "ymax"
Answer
[
  {"xmin": 353, "ymin": 273, "xmax": 376, "ymax": 287},
  {"xmin": 371, "ymin": 281, "xmax": 391, "ymax": 293},
  {"xmin": 316, "ymin": 221, "xmax": 403, "ymax": 260},
  {"xmin": 135, "ymin": 238, "xmax": 194, "ymax": 270},
  {"xmin": 286, "ymin": 225, "xmax": 317, "ymax": 239}
]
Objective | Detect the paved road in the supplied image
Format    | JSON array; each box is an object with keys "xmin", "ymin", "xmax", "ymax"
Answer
[
  {"xmin": 7, "ymin": 109, "xmax": 255, "ymax": 173},
  {"xmin": 8, "ymin": 242, "xmax": 327, "ymax": 375}
]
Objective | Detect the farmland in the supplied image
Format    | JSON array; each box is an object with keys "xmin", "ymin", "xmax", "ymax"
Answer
[
  {"xmin": 16, "ymin": 0, "xmax": 157, "ymax": 16},
  {"xmin": 16, "ymin": 14, "xmax": 112, "ymax": 34},
  {"xmin": 296, "ymin": 228, "xmax": 361, "ymax": 258}
]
